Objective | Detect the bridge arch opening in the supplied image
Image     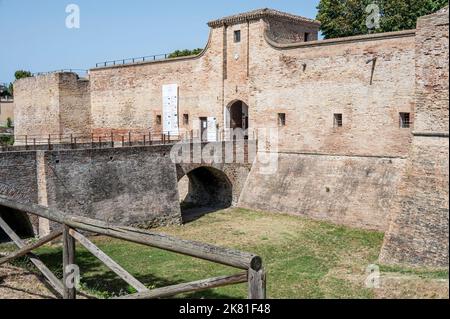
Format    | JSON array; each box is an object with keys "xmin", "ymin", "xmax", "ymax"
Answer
[
  {"xmin": 0, "ymin": 208, "xmax": 34, "ymax": 242},
  {"xmin": 178, "ymin": 167, "xmax": 233, "ymax": 223}
]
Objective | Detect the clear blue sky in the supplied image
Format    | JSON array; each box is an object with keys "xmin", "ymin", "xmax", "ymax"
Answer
[{"xmin": 0, "ymin": 0, "xmax": 320, "ymax": 83}]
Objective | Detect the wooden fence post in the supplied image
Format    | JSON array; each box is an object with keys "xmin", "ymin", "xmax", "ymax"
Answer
[
  {"xmin": 63, "ymin": 225, "xmax": 76, "ymax": 299},
  {"xmin": 248, "ymin": 268, "xmax": 266, "ymax": 299}
]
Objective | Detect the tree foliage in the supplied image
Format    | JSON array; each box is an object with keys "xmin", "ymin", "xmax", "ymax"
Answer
[
  {"xmin": 168, "ymin": 48, "xmax": 203, "ymax": 59},
  {"xmin": 317, "ymin": 0, "xmax": 449, "ymax": 39},
  {"xmin": 0, "ymin": 70, "xmax": 32, "ymax": 98},
  {"xmin": 6, "ymin": 117, "xmax": 13, "ymax": 128},
  {"xmin": 0, "ymin": 134, "xmax": 14, "ymax": 145},
  {"xmin": 0, "ymin": 83, "xmax": 13, "ymax": 98},
  {"xmin": 14, "ymin": 70, "xmax": 32, "ymax": 80},
  {"xmin": 8, "ymin": 83, "xmax": 13, "ymax": 96},
  {"xmin": 0, "ymin": 84, "xmax": 8, "ymax": 97}
]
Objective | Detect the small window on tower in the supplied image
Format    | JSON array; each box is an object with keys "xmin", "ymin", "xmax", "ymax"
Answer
[
  {"xmin": 334, "ymin": 114, "xmax": 343, "ymax": 128},
  {"xmin": 156, "ymin": 115, "xmax": 162, "ymax": 125},
  {"xmin": 234, "ymin": 30, "xmax": 241, "ymax": 43},
  {"xmin": 278, "ymin": 113, "xmax": 286, "ymax": 127},
  {"xmin": 400, "ymin": 113, "xmax": 411, "ymax": 128},
  {"xmin": 183, "ymin": 114, "xmax": 189, "ymax": 125},
  {"xmin": 304, "ymin": 32, "xmax": 310, "ymax": 42}
]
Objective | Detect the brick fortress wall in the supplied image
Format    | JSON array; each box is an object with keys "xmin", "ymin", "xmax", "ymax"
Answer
[{"xmin": 380, "ymin": 8, "xmax": 449, "ymax": 268}]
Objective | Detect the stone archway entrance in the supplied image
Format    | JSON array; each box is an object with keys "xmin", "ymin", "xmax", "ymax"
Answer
[
  {"xmin": 178, "ymin": 167, "xmax": 233, "ymax": 223},
  {"xmin": 226, "ymin": 100, "xmax": 249, "ymax": 134}
]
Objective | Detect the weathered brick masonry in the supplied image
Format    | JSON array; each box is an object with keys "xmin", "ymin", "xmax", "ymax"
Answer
[
  {"xmin": 43, "ymin": 146, "xmax": 182, "ymax": 230},
  {"xmin": 380, "ymin": 8, "xmax": 449, "ymax": 268},
  {"xmin": 14, "ymin": 73, "xmax": 91, "ymax": 142},
  {"xmin": 9, "ymin": 8, "xmax": 450, "ymax": 267},
  {"xmin": 0, "ymin": 146, "xmax": 182, "ymax": 233},
  {"xmin": 0, "ymin": 100, "xmax": 14, "ymax": 127},
  {"xmin": 240, "ymin": 153, "xmax": 406, "ymax": 231}
]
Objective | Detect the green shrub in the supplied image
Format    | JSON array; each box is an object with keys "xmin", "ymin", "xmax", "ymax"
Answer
[
  {"xmin": 0, "ymin": 134, "xmax": 14, "ymax": 146},
  {"xmin": 168, "ymin": 48, "xmax": 203, "ymax": 58}
]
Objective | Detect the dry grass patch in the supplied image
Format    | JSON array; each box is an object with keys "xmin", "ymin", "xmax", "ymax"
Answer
[
  {"xmin": 375, "ymin": 275, "xmax": 449, "ymax": 299},
  {"xmin": 159, "ymin": 208, "xmax": 306, "ymax": 248}
]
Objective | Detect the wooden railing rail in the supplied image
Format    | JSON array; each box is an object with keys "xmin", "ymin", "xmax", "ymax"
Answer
[
  {"xmin": 0, "ymin": 195, "xmax": 266, "ymax": 299},
  {"xmin": 116, "ymin": 273, "xmax": 249, "ymax": 300}
]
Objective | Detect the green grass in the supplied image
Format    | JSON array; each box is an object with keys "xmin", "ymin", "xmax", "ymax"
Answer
[{"xmin": 1, "ymin": 208, "xmax": 447, "ymax": 299}]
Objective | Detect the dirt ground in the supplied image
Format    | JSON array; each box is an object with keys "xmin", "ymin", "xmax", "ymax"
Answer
[
  {"xmin": 375, "ymin": 274, "xmax": 449, "ymax": 299},
  {"xmin": 0, "ymin": 264, "xmax": 58, "ymax": 299}
]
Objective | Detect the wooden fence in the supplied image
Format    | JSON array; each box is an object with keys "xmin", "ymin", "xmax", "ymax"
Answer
[{"xmin": 0, "ymin": 196, "xmax": 266, "ymax": 299}]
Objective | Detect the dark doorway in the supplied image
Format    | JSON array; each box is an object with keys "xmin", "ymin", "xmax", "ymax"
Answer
[
  {"xmin": 0, "ymin": 208, "xmax": 35, "ymax": 243},
  {"xmin": 229, "ymin": 101, "xmax": 249, "ymax": 130},
  {"xmin": 230, "ymin": 102, "xmax": 243, "ymax": 129},
  {"xmin": 179, "ymin": 167, "xmax": 233, "ymax": 223}
]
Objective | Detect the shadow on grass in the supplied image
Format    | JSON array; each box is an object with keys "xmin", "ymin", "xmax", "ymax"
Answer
[
  {"xmin": 34, "ymin": 249, "xmax": 240, "ymax": 299},
  {"xmin": 181, "ymin": 205, "xmax": 230, "ymax": 224}
]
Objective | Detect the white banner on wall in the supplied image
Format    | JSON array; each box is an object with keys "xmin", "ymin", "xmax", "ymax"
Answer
[
  {"xmin": 162, "ymin": 84, "xmax": 179, "ymax": 135},
  {"xmin": 207, "ymin": 117, "xmax": 217, "ymax": 142}
]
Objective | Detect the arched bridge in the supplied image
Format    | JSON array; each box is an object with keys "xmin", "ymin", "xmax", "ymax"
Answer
[{"xmin": 0, "ymin": 141, "xmax": 256, "ymax": 238}]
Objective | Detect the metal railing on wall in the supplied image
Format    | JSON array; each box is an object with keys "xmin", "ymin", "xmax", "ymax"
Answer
[
  {"xmin": 6, "ymin": 131, "xmax": 179, "ymax": 151},
  {"xmin": 2, "ymin": 129, "xmax": 256, "ymax": 152},
  {"xmin": 95, "ymin": 53, "xmax": 171, "ymax": 68}
]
